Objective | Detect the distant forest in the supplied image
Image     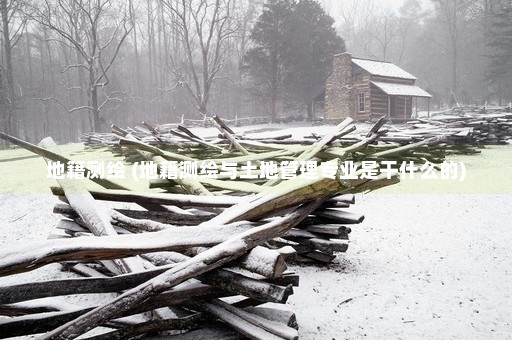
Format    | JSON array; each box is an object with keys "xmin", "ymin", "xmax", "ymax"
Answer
[{"xmin": 1, "ymin": 0, "xmax": 511, "ymax": 142}]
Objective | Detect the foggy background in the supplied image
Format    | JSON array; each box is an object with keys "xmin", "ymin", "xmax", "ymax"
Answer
[{"xmin": 1, "ymin": 0, "xmax": 510, "ymax": 143}]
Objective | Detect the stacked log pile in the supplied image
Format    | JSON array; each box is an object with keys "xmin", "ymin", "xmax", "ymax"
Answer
[
  {"xmin": 177, "ymin": 115, "xmax": 270, "ymax": 127},
  {"xmin": 407, "ymin": 111, "xmax": 512, "ymax": 145},
  {"xmin": 0, "ymin": 117, "xmax": 459, "ymax": 339},
  {"xmin": 81, "ymin": 108, "xmax": 512, "ymax": 149}
]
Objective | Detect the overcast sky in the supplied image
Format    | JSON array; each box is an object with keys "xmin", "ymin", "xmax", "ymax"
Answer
[
  {"xmin": 317, "ymin": 0, "xmax": 434, "ymax": 33},
  {"xmin": 328, "ymin": 0, "xmax": 408, "ymax": 11},
  {"xmin": 320, "ymin": 0, "xmax": 433, "ymax": 18}
]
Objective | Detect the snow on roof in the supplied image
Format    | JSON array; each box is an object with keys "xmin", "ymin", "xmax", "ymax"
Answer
[
  {"xmin": 371, "ymin": 81, "xmax": 432, "ymax": 98},
  {"xmin": 352, "ymin": 58, "xmax": 417, "ymax": 80}
]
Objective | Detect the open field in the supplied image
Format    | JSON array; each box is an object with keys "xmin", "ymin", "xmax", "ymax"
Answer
[{"xmin": 0, "ymin": 140, "xmax": 511, "ymax": 339}]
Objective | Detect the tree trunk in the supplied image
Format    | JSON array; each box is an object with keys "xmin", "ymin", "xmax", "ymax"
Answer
[
  {"xmin": 91, "ymin": 87, "xmax": 100, "ymax": 132},
  {"xmin": 1, "ymin": 0, "xmax": 15, "ymax": 136},
  {"xmin": 306, "ymin": 101, "xmax": 313, "ymax": 121},
  {"xmin": 25, "ymin": 31, "xmax": 34, "ymax": 92},
  {"xmin": 43, "ymin": 26, "xmax": 60, "ymax": 141},
  {"xmin": 88, "ymin": 65, "xmax": 101, "ymax": 132},
  {"xmin": 74, "ymin": 44, "xmax": 88, "ymax": 133},
  {"xmin": 452, "ymin": 39, "xmax": 458, "ymax": 104},
  {"xmin": 498, "ymin": 80, "xmax": 502, "ymax": 106},
  {"xmin": 270, "ymin": 49, "xmax": 279, "ymax": 123},
  {"xmin": 270, "ymin": 89, "xmax": 277, "ymax": 123},
  {"xmin": 129, "ymin": 0, "xmax": 142, "ymax": 97},
  {"xmin": 198, "ymin": 103, "xmax": 208, "ymax": 120}
]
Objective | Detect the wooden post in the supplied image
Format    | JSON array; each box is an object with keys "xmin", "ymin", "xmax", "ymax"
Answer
[
  {"xmin": 403, "ymin": 97, "xmax": 407, "ymax": 120},
  {"xmin": 387, "ymin": 95, "xmax": 391, "ymax": 119},
  {"xmin": 428, "ymin": 97, "xmax": 431, "ymax": 122},
  {"xmin": 415, "ymin": 97, "xmax": 418, "ymax": 118}
]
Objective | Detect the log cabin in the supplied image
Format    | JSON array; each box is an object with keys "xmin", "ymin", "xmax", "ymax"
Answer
[{"xmin": 312, "ymin": 52, "xmax": 432, "ymax": 122}]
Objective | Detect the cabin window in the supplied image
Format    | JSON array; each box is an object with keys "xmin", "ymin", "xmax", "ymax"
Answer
[{"xmin": 358, "ymin": 93, "xmax": 365, "ymax": 112}]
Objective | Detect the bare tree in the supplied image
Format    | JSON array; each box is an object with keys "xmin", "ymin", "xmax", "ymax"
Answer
[
  {"xmin": 338, "ymin": 0, "xmax": 362, "ymax": 52},
  {"xmin": 128, "ymin": 0, "xmax": 142, "ymax": 97},
  {"xmin": 396, "ymin": 0, "xmax": 423, "ymax": 64},
  {"xmin": 162, "ymin": 0, "xmax": 239, "ymax": 119},
  {"xmin": 234, "ymin": 0, "xmax": 260, "ymax": 85},
  {"xmin": 1, "ymin": 0, "xmax": 27, "ymax": 136},
  {"xmin": 370, "ymin": 9, "xmax": 398, "ymax": 61},
  {"xmin": 30, "ymin": 0, "xmax": 132, "ymax": 132},
  {"xmin": 350, "ymin": 1, "xmax": 399, "ymax": 61},
  {"xmin": 432, "ymin": 0, "xmax": 475, "ymax": 102}
]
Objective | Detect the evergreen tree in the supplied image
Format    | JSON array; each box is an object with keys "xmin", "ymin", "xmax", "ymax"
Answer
[
  {"xmin": 245, "ymin": 0, "xmax": 295, "ymax": 122},
  {"xmin": 245, "ymin": 0, "xmax": 345, "ymax": 121},
  {"xmin": 285, "ymin": 0, "xmax": 345, "ymax": 119}
]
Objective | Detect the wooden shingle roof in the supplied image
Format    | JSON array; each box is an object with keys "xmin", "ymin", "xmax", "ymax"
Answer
[{"xmin": 352, "ymin": 58, "xmax": 417, "ymax": 80}]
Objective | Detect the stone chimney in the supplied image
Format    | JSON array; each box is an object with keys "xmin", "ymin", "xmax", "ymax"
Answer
[{"xmin": 325, "ymin": 52, "xmax": 354, "ymax": 121}]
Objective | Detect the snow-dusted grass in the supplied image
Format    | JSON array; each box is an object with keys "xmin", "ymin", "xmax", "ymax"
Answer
[{"xmin": 0, "ymin": 138, "xmax": 511, "ymax": 339}]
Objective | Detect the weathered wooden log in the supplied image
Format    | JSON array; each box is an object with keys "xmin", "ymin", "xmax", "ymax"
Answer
[
  {"xmin": 0, "ymin": 304, "xmax": 60, "ymax": 316},
  {"xmin": 39, "ymin": 200, "xmax": 322, "ymax": 339},
  {"xmin": 303, "ymin": 224, "xmax": 351, "ymax": 238},
  {"xmin": 235, "ymin": 246, "xmax": 288, "ymax": 279},
  {"xmin": 261, "ymin": 118, "xmax": 354, "ymax": 188},
  {"xmin": 82, "ymin": 313, "xmax": 203, "ymax": 340},
  {"xmin": 155, "ymin": 322, "xmax": 239, "ymax": 340},
  {"xmin": 308, "ymin": 238, "xmax": 348, "ymax": 253},
  {"xmin": 145, "ymin": 249, "xmax": 288, "ymax": 281},
  {"xmin": 0, "ymin": 221, "xmax": 254, "ymax": 276},
  {"xmin": 371, "ymin": 135, "xmax": 447, "ymax": 157},
  {"xmin": 50, "ymin": 186, "xmax": 239, "ymax": 208},
  {"xmin": 54, "ymin": 203, "xmax": 210, "ymax": 226},
  {"xmin": 56, "ymin": 219, "xmax": 131, "ymax": 237},
  {"xmin": 0, "ymin": 133, "xmax": 124, "ymax": 190},
  {"xmin": 119, "ymin": 137, "xmax": 195, "ymax": 162},
  {"xmin": 314, "ymin": 209, "xmax": 365, "ymax": 224},
  {"xmin": 198, "ymin": 298, "xmax": 298, "ymax": 340},
  {"xmin": 267, "ymin": 273, "xmax": 300, "ymax": 288},
  {"xmin": 295, "ymin": 118, "xmax": 354, "ymax": 162},
  {"xmin": 207, "ymin": 175, "xmax": 346, "ymax": 225},
  {"xmin": 243, "ymin": 306, "xmax": 298, "ymax": 330},
  {"xmin": 366, "ymin": 116, "xmax": 388, "ymax": 136},
  {"xmin": 327, "ymin": 193, "xmax": 355, "ymax": 204},
  {"xmin": 172, "ymin": 125, "xmax": 225, "ymax": 151},
  {"xmin": 170, "ymin": 245, "xmax": 289, "ymax": 279},
  {"xmin": 320, "ymin": 201, "xmax": 350, "ymax": 209},
  {"xmin": 0, "ymin": 309, "xmax": 95, "ymax": 337},
  {"xmin": 0, "ymin": 263, "xmax": 172, "ymax": 304},
  {"xmin": 212, "ymin": 115, "xmax": 251, "ymax": 156},
  {"xmin": 109, "ymin": 210, "xmax": 213, "ymax": 233},
  {"xmin": 301, "ymin": 251, "xmax": 336, "ymax": 263},
  {"xmin": 0, "ymin": 284, "xmax": 218, "ymax": 337},
  {"xmin": 39, "ymin": 137, "xmax": 144, "ymax": 274},
  {"xmin": 209, "ymin": 149, "xmax": 294, "ymax": 165},
  {"xmin": 284, "ymin": 228, "xmax": 317, "ymax": 239},
  {"xmin": 68, "ymin": 263, "xmax": 110, "ymax": 278},
  {"xmin": 93, "ymin": 249, "xmax": 294, "ymax": 304},
  {"xmin": 200, "ymin": 269, "xmax": 293, "ymax": 303},
  {"xmin": 114, "ymin": 128, "xmax": 211, "ymax": 196}
]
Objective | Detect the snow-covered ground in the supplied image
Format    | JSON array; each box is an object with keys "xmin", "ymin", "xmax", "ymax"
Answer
[
  {"xmin": 288, "ymin": 194, "xmax": 512, "ymax": 339},
  {"xmin": 0, "ymin": 138, "xmax": 511, "ymax": 339},
  {"xmin": 1, "ymin": 193, "xmax": 510, "ymax": 339}
]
